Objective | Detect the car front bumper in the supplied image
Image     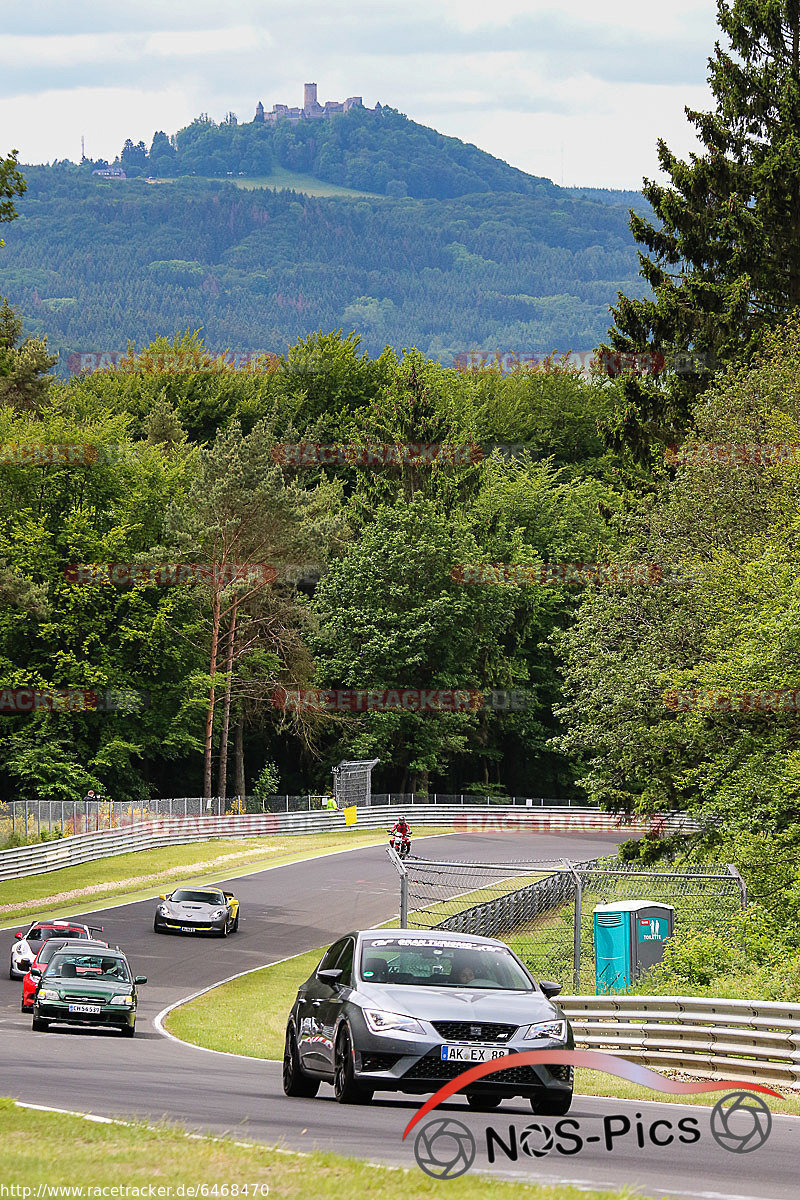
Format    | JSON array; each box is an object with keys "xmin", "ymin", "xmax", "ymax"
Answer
[
  {"xmin": 155, "ymin": 915, "xmax": 227, "ymax": 934},
  {"xmin": 349, "ymin": 1025, "xmax": 574, "ymax": 1097},
  {"xmin": 34, "ymin": 1001, "xmax": 135, "ymax": 1029}
]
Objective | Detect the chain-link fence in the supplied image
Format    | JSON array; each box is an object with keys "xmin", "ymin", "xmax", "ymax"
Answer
[
  {"xmin": 398, "ymin": 855, "xmax": 746, "ymax": 992},
  {"xmin": 332, "ymin": 759, "xmax": 380, "ymax": 808}
]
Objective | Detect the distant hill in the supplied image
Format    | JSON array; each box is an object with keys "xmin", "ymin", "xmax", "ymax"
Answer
[
  {"xmin": 2, "ymin": 110, "xmax": 650, "ymax": 368},
  {"xmin": 113, "ymin": 105, "xmax": 559, "ymax": 202}
]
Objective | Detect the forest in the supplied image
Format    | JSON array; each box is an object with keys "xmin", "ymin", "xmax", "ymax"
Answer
[{"xmin": 0, "ymin": 162, "xmax": 646, "ymax": 372}]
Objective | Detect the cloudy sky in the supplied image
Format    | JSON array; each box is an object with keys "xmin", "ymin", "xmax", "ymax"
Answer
[{"xmin": 2, "ymin": 0, "xmax": 718, "ymax": 189}]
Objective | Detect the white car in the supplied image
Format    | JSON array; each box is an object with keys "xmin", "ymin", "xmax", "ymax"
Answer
[{"xmin": 9, "ymin": 920, "xmax": 101, "ymax": 979}]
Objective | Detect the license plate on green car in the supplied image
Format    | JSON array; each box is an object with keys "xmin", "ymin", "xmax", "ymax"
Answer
[{"xmin": 69, "ymin": 1004, "xmax": 101, "ymax": 1014}]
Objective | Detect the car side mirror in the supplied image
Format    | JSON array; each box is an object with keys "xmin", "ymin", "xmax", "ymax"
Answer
[
  {"xmin": 14, "ymin": 932, "xmax": 22, "ymax": 940},
  {"xmin": 224, "ymin": 893, "xmax": 234, "ymax": 900},
  {"xmin": 539, "ymin": 980, "xmax": 562, "ymax": 999},
  {"xmin": 29, "ymin": 967, "xmax": 41, "ymax": 977},
  {"xmin": 317, "ymin": 968, "xmax": 343, "ymax": 986},
  {"xmin": 134, "ymin": 976, "xmax": 147, "ymax": 985},
  {"xmin": 158, "ymin": 894, "xmax": 168, "ymax": 901}
]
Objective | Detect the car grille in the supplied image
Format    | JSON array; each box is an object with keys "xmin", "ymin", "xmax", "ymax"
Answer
[
  {"xmin": 403, "ymin": 1052, "xmax": 539, "ymax": 1084},
  {"xmin": 551, "ymin": 1064, "xmax": 573, "ymax": 1083},
  {"xmin": 432, "ymin": 1021, "xmax": 517, "ymax": 1043},
  {"xmin": 63, "ymin": 995, "xmax": 107, "ymax": 1004}
]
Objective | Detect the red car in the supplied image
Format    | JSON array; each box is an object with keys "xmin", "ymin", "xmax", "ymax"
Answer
[{"xmin": 21, "ymin": 937, "xmax": 109, "ymax": 1011}]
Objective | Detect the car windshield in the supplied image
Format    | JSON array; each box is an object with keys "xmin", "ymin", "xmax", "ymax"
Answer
[
  {"xmin": 170, "ymin": 890, "xmax": 224, "ymax": 904},
  {"xmin": 36, "ymin": 939, "xmax": 70, "ymax": 964},
  {"xmin": 359, "ymin": 936, "xmax": 535, "ymax": 991},
  {"xmin": 46, "ymin": 953, "xmax": 130, "ymax": 982}
]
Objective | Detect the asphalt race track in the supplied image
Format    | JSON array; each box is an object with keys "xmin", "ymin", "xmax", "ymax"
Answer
[{"xmin": 0, "ymin": 831, "xmax": 796, "ymax": 1200}]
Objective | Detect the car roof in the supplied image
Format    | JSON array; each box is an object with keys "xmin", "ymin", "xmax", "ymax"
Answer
[
  {"xmin": 29, "ymin": 920, "xmax": 87, "ymax": 930},
  {"xmin": 356, "ymin": 928, "xmax": 510, "ymax": 948}
]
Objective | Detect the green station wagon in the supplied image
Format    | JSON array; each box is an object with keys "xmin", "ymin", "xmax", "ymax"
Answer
[{"xmin": 31, "ymin": 948, "xmax": 146, "ymax": 1036}]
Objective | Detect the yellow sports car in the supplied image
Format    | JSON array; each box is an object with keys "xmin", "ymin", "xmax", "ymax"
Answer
[{"xmin": 153, "ymin": 887, "xmax": 240, "ymax": 936}]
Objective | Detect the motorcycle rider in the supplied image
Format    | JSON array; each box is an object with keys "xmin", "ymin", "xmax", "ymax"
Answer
[{"xmin": 389, "ymin": 815, "xmax": 412, "ymax": 855}]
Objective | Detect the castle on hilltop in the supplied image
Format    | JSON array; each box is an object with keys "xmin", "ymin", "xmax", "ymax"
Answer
[{"xmin": 253, "ymin": 83, "xmax": 378, "ymax": 124}]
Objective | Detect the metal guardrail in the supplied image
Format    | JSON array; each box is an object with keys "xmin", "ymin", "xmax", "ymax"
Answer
[
  {"xmin": 560, "ymin": 994, "xmax": 800, "ymax": 1090},
  {"xmin": 0, "ymin": 805, "xmax": 692, "ymax": 883}
]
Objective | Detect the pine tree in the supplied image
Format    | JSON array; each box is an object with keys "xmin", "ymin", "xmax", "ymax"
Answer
[
  {"xmin": 605, "ymin": 0, "xmax": 800, "ymax": 459},
  {"xmin": 0, "ymin": 149, "xmax": 25, "ymax": 245}
]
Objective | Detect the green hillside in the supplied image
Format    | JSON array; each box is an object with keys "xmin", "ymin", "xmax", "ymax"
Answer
[
  {"xmin": 116, "ymin": 105, "xmax": 556, "ymax": 200},
  {"xmin": 2, "ymin": 107, "xmax": 650, "ymax": 366}
]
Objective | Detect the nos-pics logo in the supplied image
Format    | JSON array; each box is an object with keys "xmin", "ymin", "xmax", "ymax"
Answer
[{"xmin": 403, "ymin": 1050, "xmax": 776, "ymax": 1181}]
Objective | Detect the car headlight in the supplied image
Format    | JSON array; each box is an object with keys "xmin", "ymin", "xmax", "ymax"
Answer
[
  {"xmin": 38, "ymin": 989, "xmax": 60, "ymax": 1002},
  {"xmin": 523, "ymin": 1019, "xmax": 567, "ymax": 1041},
  {"xmin": 158, "ymin": 905, "xmax": 169, "ymax": 915},
  {"xmin": 212, "ymin": 910, "xmax": 225, "ymax": 920},
  {"xmin": 111, "ymin": 994, "xmax": 134, "ymax": 1006},
  {"xmin": 363, "ymin": 1008, "xmax": 426, "ymax": 1036}
]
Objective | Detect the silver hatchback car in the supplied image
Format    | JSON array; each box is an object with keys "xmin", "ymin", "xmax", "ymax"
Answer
[{"xmin": 283, "ymin": 928, "xmax": 574, "ymax": 1113}]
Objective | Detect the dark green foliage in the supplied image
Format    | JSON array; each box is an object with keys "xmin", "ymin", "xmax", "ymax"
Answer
[
  {"xmin": 2, "ymin": 166, "xmax": 645, "ymax": 369},
  {"xmin": 606, "ymin": 0, "xmax": 800, "ymax": 458}
]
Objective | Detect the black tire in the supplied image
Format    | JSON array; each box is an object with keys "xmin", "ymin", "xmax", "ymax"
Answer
[
  {"xmin": 32, "ymin": 1016, "xmax": 50, "ymax": 1032},
  {"xmin": 153, "ymin": 918, "xmax": 163, "ymax": 933},
  {"xmin": 233, "ymin": 913, "xmax": 239, "ymax": 932},
  {"xmin": 218, "ymin": 920, "xmax": 228, "ymax": 938},
  {"xmin": 333, "ymin": 1026, "xmax": 373, "ymax": 1105},
  {"xmin": 282, "ymin": 1026, "xmax": 320, "ymax": 1098},
  {"xmin": 467, "ymin": 1094, "xmax": 503, "ymax": 1111},
  {"xmin": 9, "ymin": 963, "xmax": 16, "ymax": 981},
  {"xmin": 121, "ymin": 1023, "xmax": 135, "ymax": 1038},
  {"xmin": 530, "ymin": 1089, "xmax": 573, "ymax": 1116}
]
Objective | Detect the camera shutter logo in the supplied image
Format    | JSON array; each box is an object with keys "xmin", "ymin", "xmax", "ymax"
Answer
[
  {"xmin": 413, "ymin": 1117, "xmax": 476, "ymax": 1179},
  {"xmin": 710, "ymin": 1091, "xmax": 772, "ymax": 1153},
  {"xmin": 519, "ymin": 1122, "xmax": 554, "ymax": 1158}
]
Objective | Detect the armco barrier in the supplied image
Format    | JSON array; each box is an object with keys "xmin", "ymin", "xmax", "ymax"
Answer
[
  {"xmin": 0, "ymin": 806, "xmax": 693, "ymax": 883},
  {"xmin": 560, "ymin": 994, "xmax": 800, "ymax": 1090}
]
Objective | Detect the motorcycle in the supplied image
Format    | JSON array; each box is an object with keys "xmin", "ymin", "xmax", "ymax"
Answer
[{"xmin": 388, "ymin": 828, "xmax": 411, "ymax": 859}]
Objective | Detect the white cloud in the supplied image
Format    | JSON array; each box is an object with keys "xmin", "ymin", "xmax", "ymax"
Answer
[{"xmin": 144, "ymin": 26, "xmax": 272, "ymax": 57}]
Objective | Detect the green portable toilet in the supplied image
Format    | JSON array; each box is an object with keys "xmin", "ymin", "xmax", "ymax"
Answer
[{"xmin": 593, "ymin": 900, "xmax": 674, "ymax": 993}]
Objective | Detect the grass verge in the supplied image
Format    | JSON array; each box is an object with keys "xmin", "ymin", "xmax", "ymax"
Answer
[
  {"xmin": 0, "ymin": 1098, "xmax": 627, "ymax": 1199},
  {"xmin": 0, "ymin": 830, "xmax": 452, "ymax": 928},
  {"xmin": 165, "ymin": 947, "xmax": 800, "ymax": 1117}
]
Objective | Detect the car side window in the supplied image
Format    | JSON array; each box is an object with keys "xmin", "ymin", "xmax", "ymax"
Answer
[
  {"xmin": 318, "ymin": 940, "xmax": 345, "ymax": 975},
  {"xmin": 334, "ymin": 939, "xmax": 355, "ymax": 986}
]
